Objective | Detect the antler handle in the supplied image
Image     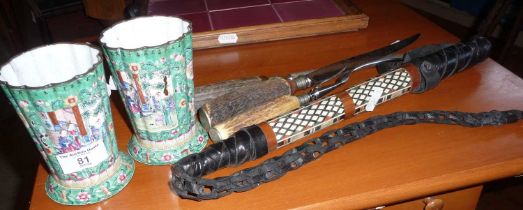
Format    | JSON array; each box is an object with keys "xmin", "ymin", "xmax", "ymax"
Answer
[
  {"xmin": 194, "ymin": 77, "xmax": 265, "ymax": 110},
  {"xmin": 198, "ymin": 77, "xmax": 292, "ymax": 130}
]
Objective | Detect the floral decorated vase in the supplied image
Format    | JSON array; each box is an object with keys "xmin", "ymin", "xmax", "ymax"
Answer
[
  {"xmin": 100, "ymin": 16, "xmax": 207, "ymax": 165},
  {"xmin": 0, "ymin": 44, "xmax": 135, "ymax": 205}
]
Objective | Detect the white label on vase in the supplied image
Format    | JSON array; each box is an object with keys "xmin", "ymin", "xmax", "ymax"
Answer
[
  {"xmin": 218, "ymin": 33, "xmax": 238, "ymax": 44},
  {"xmin": 56, "ymin": 141, "xmax": 109, "ymax": 174},
  {"xmin": 365, "ymin": 87, "xmax": 384, "ymax": 112}
]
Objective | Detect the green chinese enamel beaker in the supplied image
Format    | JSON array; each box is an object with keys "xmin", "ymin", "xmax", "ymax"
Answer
[
  {"xmin": 100, "ymin": 16, "xmax": 207, "ymax": 165},
  {"xmin": 0, "ymin": 43, "xmax": 134, "ymax": 205}
]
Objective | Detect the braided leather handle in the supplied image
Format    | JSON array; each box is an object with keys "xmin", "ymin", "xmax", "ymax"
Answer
[
  {"xmin": 412, "ymin": 36, "xmax": 491, "ymax": 93},
  {"xmin": 174, "ymin": 125, "xmax": 268, "ymax": 177}
]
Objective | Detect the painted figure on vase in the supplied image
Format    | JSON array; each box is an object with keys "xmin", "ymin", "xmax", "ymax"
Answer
[{"xmin": 115, "ymin": 61, "xmax": 180, "ymax": 134}]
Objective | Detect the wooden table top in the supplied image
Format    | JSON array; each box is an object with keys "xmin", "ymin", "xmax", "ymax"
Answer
[{"xmin": 29, "ymin": 0, "xmax": 523, "ymax": 209}]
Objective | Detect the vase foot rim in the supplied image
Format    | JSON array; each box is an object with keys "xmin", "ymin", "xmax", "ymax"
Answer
[
  {"xmin": 44, "ymin": 152, "xmax": 135, "ymax": 205},
  {"xmin": 127, "ymin": 123, "xmax": 208, "ymax": 165}
]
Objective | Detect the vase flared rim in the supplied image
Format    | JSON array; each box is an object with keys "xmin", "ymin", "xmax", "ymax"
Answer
[
  {"xmin": 0, "ymin": 43, "xmax": 103, "ymax": 90},
  {"xmin": 100, "ymin": 16, "xmax": 193, "ymax": 52}
]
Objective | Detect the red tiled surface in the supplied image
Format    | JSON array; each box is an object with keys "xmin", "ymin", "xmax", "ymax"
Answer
[
  {"xmin": 269, "ymin": 0, "xmax": 300, "ymax": 3},
  {"xmin": 148, "ymin": 0, "xmax": 207, "ymax": 16},
  {"xmin": 179, "ymin": 13, "xmax": 212, "ymax": 32},
  {"xmin": 273, "ymin": 0, "xmax": 344, "ymax": 21},
  {"xmin": 210, "ymin": 5, "xmax": 281, "ymax": 30},
  {"xmin": 147, "ymin": 0, "xmax": 345, "ymax": 31},
  {"xmin": 206, "ymin": 0, "xmax": 270, "ymax": 11}
]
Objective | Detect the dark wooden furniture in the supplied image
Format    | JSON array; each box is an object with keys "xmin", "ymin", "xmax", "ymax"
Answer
[
  {"xmin": 478, "ymin": 0, "xmax": 523, "ymax": 62},
  {"xmin": 0, "ymin": 0, "xmax": 24, "ymax": 56},
  {"xmin": 24, "ymin": 0, "xmax": 83, "ymax": 43},
  {"xmin": 28, "ymin": 0, "xmax": 523, "ymax": 209}
]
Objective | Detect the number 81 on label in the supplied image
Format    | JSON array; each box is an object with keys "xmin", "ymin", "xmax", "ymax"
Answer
[{"xmin": 56, "ymin": 141, "xmax": 109, "ymax": 174}]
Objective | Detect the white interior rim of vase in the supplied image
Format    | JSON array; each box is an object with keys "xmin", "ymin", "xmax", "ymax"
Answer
[
  {"xmin": 0, "ymin": 44, "xmax": 100, "ymax": 88},
  {"xmin": 100, "ymin": 16, "xmax": 190, "ymax": 50}
]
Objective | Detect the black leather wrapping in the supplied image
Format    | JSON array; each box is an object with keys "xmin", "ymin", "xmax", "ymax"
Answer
[
  {"xmin": 411, "ymin": 36, "xmax": 491, "ymax": 93},
  {"xmin": 376, "ymin": 44, "xmax": 451, "ymax": 74},
  {"xmin": 173, "ymin": 125, "xmax": 268, "ymax": 177}
]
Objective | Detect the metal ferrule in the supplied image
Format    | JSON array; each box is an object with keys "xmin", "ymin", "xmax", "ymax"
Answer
[
  {"xmin": 291, "ymin": 75, "xmax": 313, "ymax": 90},
  {"xmin": 297, "ymin": 94, "xmax": 312, "ymax": 106},
  {"xmin": 298, "ymin": 82, "xmax": 341, "ymax": 105}
]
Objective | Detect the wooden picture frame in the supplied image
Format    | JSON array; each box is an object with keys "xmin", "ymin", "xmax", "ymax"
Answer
[{"xmin": 137, "ymin": 0, "xmax": 369, "ymax": 49}]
